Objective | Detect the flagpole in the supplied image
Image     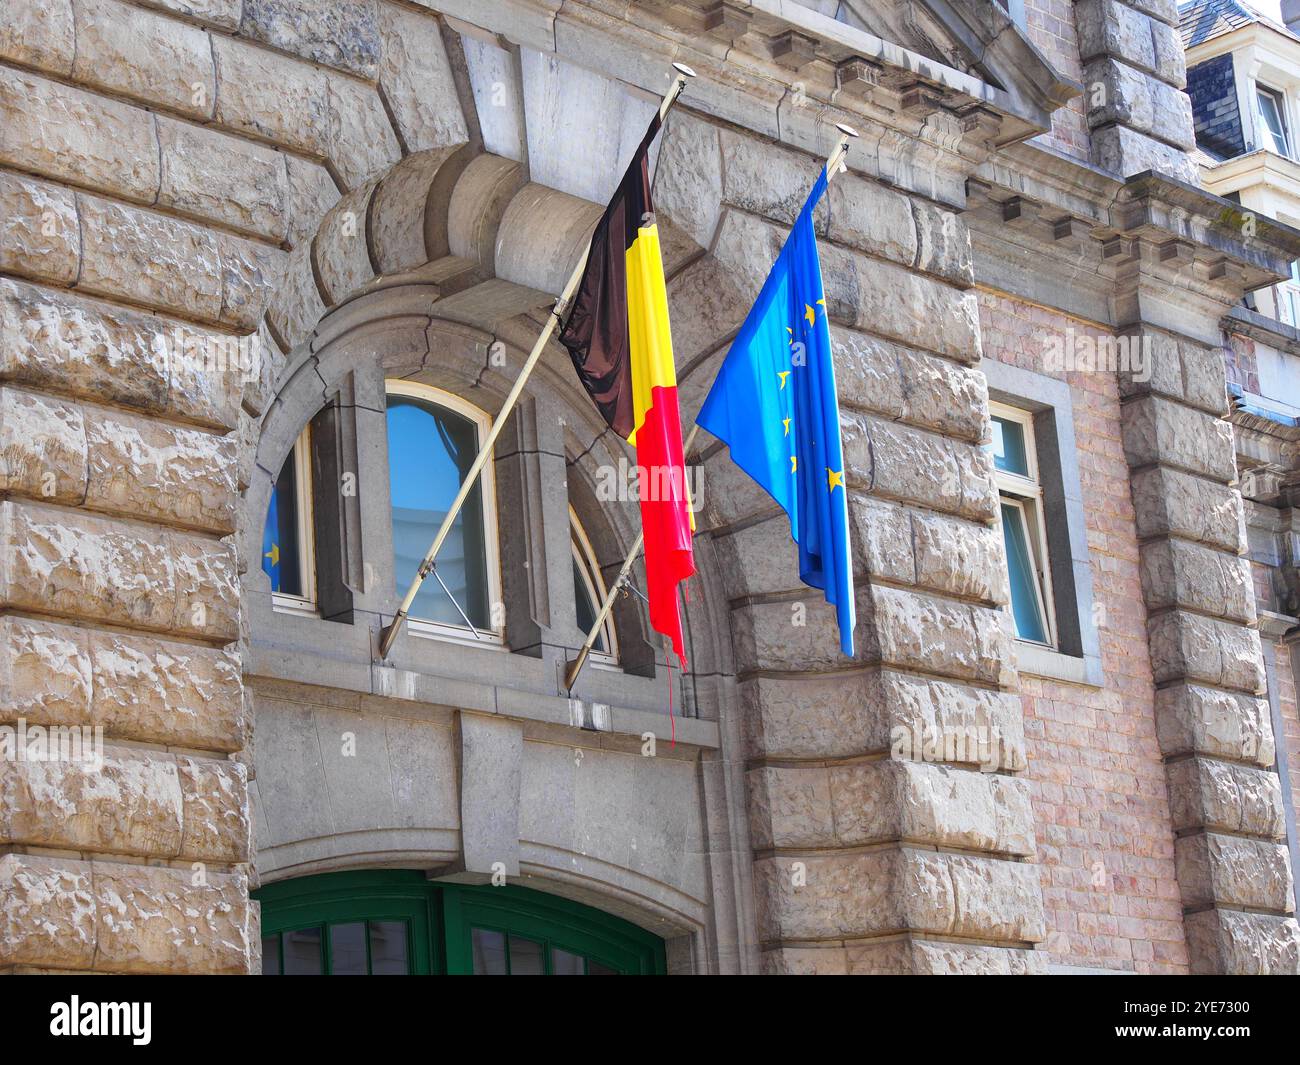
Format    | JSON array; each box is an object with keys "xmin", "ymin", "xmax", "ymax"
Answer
[
  {"xmin": 377, "ymin": 63, "xmax": 697, "ymax": 662},
  {"xmin": 562, "ymin": 123, "xmax": 858, "ymax": 693}
]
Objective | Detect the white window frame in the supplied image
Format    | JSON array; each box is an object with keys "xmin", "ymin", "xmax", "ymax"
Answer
[
  {"xmin": 990, "ymin": 401, "xmax": 1057, "ymax": 649},
  {"xmin": 570, "ymin": 506, "xmax": 618, "ymax": 666},
  {"xmin": 1255, "ymin": 83, "xmax": 1292, "ymax": 158},
  {"xmin": 385, "ymin": 380, "xmax": 504, "ymax": 647},
  {"xmin": 271, "ymin": 426, "xmax": 319, "ymax": 617}
]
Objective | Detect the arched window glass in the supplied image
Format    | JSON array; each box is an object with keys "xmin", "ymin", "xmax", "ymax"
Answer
[
  {"xmin": 570, "ymin": 508, "xmax": 616, "ymax": 661},
  {"xmin": 262, "ymin": 427, "xmax": 316, "ymax": 613},
  {"xmin": 385, "ymin": 382, "xmax": 500, "ymax": 637}
]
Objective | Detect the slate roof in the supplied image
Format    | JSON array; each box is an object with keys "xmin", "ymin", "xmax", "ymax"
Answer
[{"xmin": 1180, "ymin": 0, "xmax": 1299, "ymax": 49}]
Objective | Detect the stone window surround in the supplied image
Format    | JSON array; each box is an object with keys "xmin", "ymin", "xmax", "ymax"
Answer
[
  {"xmin": 242, "ymin": 304, "xmax": 718, "ymax": 737},
  {"xmin": 980, "ymin": 358, "xmax": 1105, "ymax": 688}
]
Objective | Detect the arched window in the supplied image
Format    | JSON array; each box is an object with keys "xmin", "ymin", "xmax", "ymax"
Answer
[
  {"xmin": 255, "ymin": 871, "xmax": 665, "ymax": 975},
  {"xmin": 570, "ymin": 507, "xmax": 617, "ymax": 661},
  {"xmin": 385, "ymin": 382, "xmax": 502, "ymax": 640},
  {"xmin": 262, "ymin": 426, "xmax": 316, "ymax": 614}
]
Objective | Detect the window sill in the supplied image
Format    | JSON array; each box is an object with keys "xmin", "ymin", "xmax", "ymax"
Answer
[
  {"xmin": 407, "ymin": 618, "xmax": 505, "ymax": 648},
  {"xmin": 1014, "ymin": 640, "xmax": 1104, "ymax": 688},
  {"xmin": 272, "ymin": 593, "xmax": 318, "ymax": 618}
]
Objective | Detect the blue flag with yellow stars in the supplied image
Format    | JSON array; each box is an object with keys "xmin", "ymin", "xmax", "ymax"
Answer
[
  {"xmin": 262, "ymin": 483, "xmax": 281, "ymax": 593},
  {"xmin": 697, "ymin": 168, "xmax": 855, "ymax": 656}
]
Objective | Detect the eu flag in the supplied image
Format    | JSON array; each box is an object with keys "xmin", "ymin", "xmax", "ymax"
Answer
[
  {"xmin": 697, "ymin": 168, "xmax": 855, "ymax": 655},
  {"xmin": 262, "ymin": 483, "xmax": 281, "ymax": 592}
]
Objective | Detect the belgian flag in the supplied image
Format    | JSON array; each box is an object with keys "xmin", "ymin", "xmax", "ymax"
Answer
[{"xmin": 559, "ymin": 111, "xmax": 695, "ymax": 666}]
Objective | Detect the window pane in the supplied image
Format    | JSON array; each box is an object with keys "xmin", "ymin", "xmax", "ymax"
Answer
[
  {"xmin": 1001, "ymin": 502, "xmax": 1049, "ymax": 644},
  {"xmin": 471, "ymin": 927, "xmax": 507, "ymax": 975},
  {"xmin": 507, "ymin": 934, "xmax": 544, "ymax": 975},
  {"xmin": 368, "ymin": 920, "xmax": 409, "ymax": 975},
  {"xmin": 572, "ymin": 556, "xmax": 607, "ymax": 654},
  {"xmin": 261, "ymin": 934, "xmax": 281, "ymax": 975},
  {"xmin": 1258, "ymin": 89, "xmax": 1289, "ymax": 154},
  {"xmin": 991, "ymin": 416, "xmax": 1029, "ymax": 476},
  {"xmin": 587, "ymin": 960, "xmax": 618, "ymax": 975},
  {"xmin": 551, "ymin": 947, "xmax": 585, "ymax": 975},
  {"xmin": 329, "ymin": 921, "xmax": 367, "ymax": 975},
  {"xmin": 263, "ymin": 447, "xmax": 303, "ymax": 596},
  {"xmin": 387, "ymin": 395, "xmax": 490, "ymax": 628},
  {"xmin": 282, "ymin": 927, "xmax": 323, "ymax": 975}
]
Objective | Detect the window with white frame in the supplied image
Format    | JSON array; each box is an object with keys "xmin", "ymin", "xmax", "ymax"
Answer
[
  {"xmin": 570, "ymin": 507, "xmax": 617, "ymax": 663},
  {"xmin": 990, "ymin": 402, "xmax": 1056, "ymax": 648},
  {"xmin": 1256, "ymin": 84, "xmax": 1291, "ymax": 157},
  {"xmin": 263, "ymin": 427, "xmax": 317, "ymax": 614},
  {"xmin": 385, "ymin": 381, "xmax": 503, "ymax": 642}
]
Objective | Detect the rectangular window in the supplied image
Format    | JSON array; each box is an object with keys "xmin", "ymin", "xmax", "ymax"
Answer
[
  {"xmin": 1257, "ymin": 85, "xmax": 1291, "ymax": 156},
  {"xmin": 990, "ymin": 402, "xmax": 1056, "ymax": 648}
]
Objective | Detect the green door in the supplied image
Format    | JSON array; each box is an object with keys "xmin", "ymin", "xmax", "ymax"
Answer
[{"xmin": 255, "ymin": 871, "xmax": 665, "ymax": 976}]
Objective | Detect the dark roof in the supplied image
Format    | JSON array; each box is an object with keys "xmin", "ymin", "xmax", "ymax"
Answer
[{"xmin": 1179, "ymin": 0, "xmax": 1298, "ymax": 48}]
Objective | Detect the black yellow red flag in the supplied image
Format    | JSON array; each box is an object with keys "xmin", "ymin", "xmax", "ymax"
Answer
[{"xmin": 559, "ymin": 112, "xmax": 694, "ymax": 665}]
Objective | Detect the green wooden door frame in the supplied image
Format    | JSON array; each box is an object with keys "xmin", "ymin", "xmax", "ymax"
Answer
[{"xmin": 254, "ymin": 871, "xmax": 666, "ymax": 975}]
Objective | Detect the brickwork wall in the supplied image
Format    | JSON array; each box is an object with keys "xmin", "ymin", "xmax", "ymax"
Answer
[
  {"xmin": 978, "ymin": 288, "xmax": 1189, "ymax": 972},
  {"xmin": 1026, "ymin": 0, "xmax": 1091, "ymax": 160}
]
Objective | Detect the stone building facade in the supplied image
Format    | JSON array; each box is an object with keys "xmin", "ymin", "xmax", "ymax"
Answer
[{"xmin": 1, "ymin": 0, "xmax": 1299, "ymax": 974}]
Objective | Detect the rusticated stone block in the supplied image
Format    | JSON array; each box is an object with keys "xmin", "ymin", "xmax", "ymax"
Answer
[
  {"xmin": 1184, "ymin": 909, "xmax": 1300, "ymax": 975},
  {"xmin": 178, "ymin": 756, "xmax": 250, "ymax": 863},
  {"xmin": 1093, "ymin": 123, "xmax": 1199, "ymax": 183},
  {"xmin": 847, "ymin": 939, "xmax": 1047, "ymax": 974},
  {"xmin": 1117, "ymin": 327, "xmax": 1227, "ymax": 414},
  {"xmin": 1084, "ymin": 58, "xmax": 1194, "ymax": 149},
  {"xmin": 1148, "ymin": 610, "xmax": 1265, "ymax": 693},
  {"xmin": 833, "ymin": 328, "xmax": 988, "ymax": 443},
  {"xmin": 753, "ymin": 847, "xmax": 1043, "ymax": 943},
  {"xmin": 214, "ymin": 232, "xmax": 283, "ymax": 333},
  {"xmin": 88, "ymin": 629, "xmax": 243, "ymax": 751},
  {"xmin": 285, "ymin": 156, "xmax": 341, "ymax": 248},
  {"xmin": 1076, "ymin": 0, "xmax": 1183, "ymax": 86},
  {"xmin": 241, "ymin": 0, "xmax": 380, "ymax": 78},
  {"xmin": 93, "ymin": 862, "xmax": 254, "ymax": 974},
  {"xmin": 314, "ymin": 178, "xmax": 382, "ymax": 305},
  {"xmin": 754, "ymin": 759, "xmax": 1033, "ymax": 854},
  {"xmin": 654, "ymin": 110, "xmax": 723, "ymax": 250},
  {"xmin": 719, "ymin": 126, "xmax": 831, "ymax": 229},
  {"xmin": 881, "ymin": 670, "xmax": 1026, "ymax": 771},
  {"xmin": 0, "ymin": 0, "xmax": 74, "ymax": 74},
  {"xmin": 378, "ymin": 2, "xmax": 469, "ymax": 152},
  {"xmin": 0, "ymin": 386, "xmax": 89, "ymax": 505},
  {"xmin": 843, "ymin": 414, "xmax": 997, "ymax": 522},
  {"xmin": 325, "ymin": 71, "xmax": 403, "ymax": 189},
  {"xmin": 0, "ymin": 748, "xmax": 184, "ymax": 857},
  {"xmin": 1167, "ymin": 757, "xmax": 1284, "ymax": 838},
  {"xmin": 0, "ymin": 66, "xmax": 160, "ymax": 203},
  {"xmin": 731, "ymin": 596, "xmax": 855, "ymax": 672},
  {"xmin": 1130, "ymin": 465, "xmax": 1244, "ymax": 553},
  {"xmin": 825, "ymin": 171, "xmax": 924, "ymax": 275},
  {"xmin": 138, "ymin": 0, "xmax": 241, "ymax": 28},
  {"xmin": 741, "ymin": 672, "xmax": 885, "ymax": 761},
  {"xmin": 1121, "ymin": 394, "xmax": 1237, "ymax": 482},
  {"xmin": 819, "ymin": 240, "xmax": 981, "ymax": 362},
  {"xmin": 373, "ymin": 146, "xmax": 472, "ymax": 274},
  {"xmin": 0, "ymin": 279, "xmax": 241, "ymax": 430},
  {"xmin": 712, "ymin": 514, "xmax": 806, "ymax": 599},
  {"xmin": 1175, "ymin": 832, "xmax": 1294, "ymax": 912},
  {"xmin": 0, "ymin": 615, "xmax": 92, "ymax": 727},
  {"xmin": 866, "ymin": 585, "xmax": 1015, "ymax": 687},
  {"xmin": 913, "ymin": 198, "xmax": 975, "ymax": 286},
  {"xmin": 0, "ymin": 500, "xmax": 238, "ymax": 641},
  {"xmin": 213, "ymin": 35, "xmax": 331, "ymax": 157},
  {"xmin": 266, "ymin": 241, "xmax": 326, "ymax": 351},
  {"xmin": 1138, "ymin": 538, "xmax": 1255, "ymax": 622},
  {"xmin": 84, "ymin": 408, "xmax": 237, "ymax": 534},
  {"xmin": 1155, "ymin": 683, "xmax": 1274, "ymax": 765},
  {"xmin": 157, "ymin": 117, "xmax": 290, "ymax": 243},
  {"xmin": 0, "ymin": 171, "xmax": 80, "ymax": 285},
  {"xmin": 0, "ymin": 854, "xmax": 96, "ymax": 970},
  {"xmin": 72, "ymin": 0, "xmax": 215, "ymax": 118}
]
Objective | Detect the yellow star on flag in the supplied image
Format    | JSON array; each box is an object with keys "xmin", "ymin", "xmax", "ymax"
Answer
[
  {"xmin": 777, "ymin": 370, "xmax": 790, "ymax": 389},
  {"xmin": 264, "ymin": 542, "xmax": 280, "ymax": 566},
  {"xmin": 790, "ymin": 455, "xmax": 797, "ymax": 474},
  {"xmin": 782, "ymin": 416, "xmax": 791, "ymax": 437},
  {"xmin": 826, "ymin": 467, "xmax": 845, "ymax": 491},
  {"xmin": 804, "ymin": 303, "xmax": 815, "ymax": 328}
]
